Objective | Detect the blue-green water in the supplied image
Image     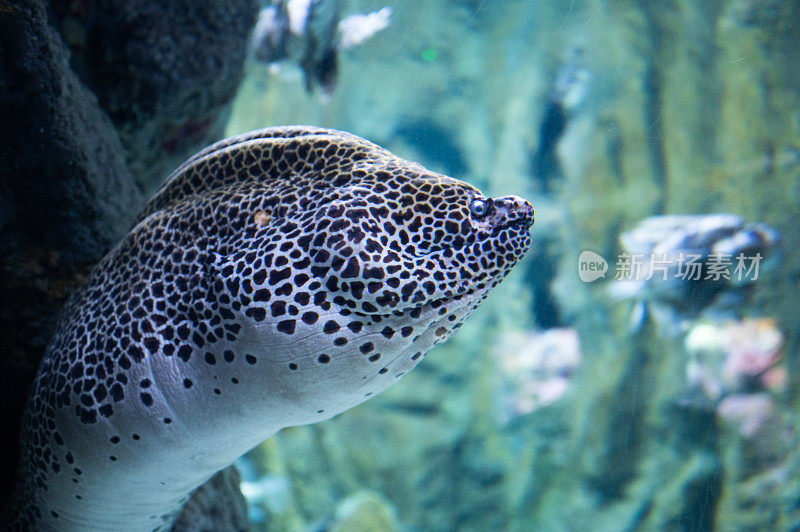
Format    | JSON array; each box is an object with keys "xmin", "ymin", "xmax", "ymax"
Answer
[{"xmin": 232, "ymin": 1, "xmax": 800, "ymax": 530}]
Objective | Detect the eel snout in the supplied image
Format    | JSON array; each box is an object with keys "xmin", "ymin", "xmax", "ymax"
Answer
[{"xmin": 488, "ymin": 195, "xmax": 535, "ymax": 230}]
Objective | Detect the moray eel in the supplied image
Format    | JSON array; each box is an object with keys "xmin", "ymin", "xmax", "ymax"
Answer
[{"xmin": 8, "ymin": 126, "xmax": 533, "ymax": 530}]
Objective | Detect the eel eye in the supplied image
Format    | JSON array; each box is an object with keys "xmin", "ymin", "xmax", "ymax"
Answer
[{"xmin": 469, "ymin": 198, "xmax": 488, "ymax": 217}]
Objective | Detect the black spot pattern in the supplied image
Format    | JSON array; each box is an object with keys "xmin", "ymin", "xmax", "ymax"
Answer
[{"xmin": 11, "ymin": 126, "xmax": 533, "ymax": 530}]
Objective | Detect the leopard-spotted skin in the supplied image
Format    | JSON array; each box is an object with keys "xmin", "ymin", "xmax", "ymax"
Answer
[{"xmin": 8, "ymin": 126, "xmax": 533, "ymax": 530}]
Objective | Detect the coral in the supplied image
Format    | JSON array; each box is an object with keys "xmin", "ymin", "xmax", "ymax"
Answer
[
  {"xmin": 720, "ymin": 319, "xmax": 783, "ymax": 387},
  {"xmin": 717, "ymin": 393, "xmax": 776, "ymax": 439},
  {"xmin": 494, "ymin": 328, "xmax": 581, "ymax": 418},
  {"xmin": 685, "ymin": 318, "xmax": 785, "ymax": 399}
]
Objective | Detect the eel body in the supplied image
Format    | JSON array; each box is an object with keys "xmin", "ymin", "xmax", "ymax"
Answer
[{"xmin": 9, "ymin": 126, "xmax": 533, "ymax": 530}]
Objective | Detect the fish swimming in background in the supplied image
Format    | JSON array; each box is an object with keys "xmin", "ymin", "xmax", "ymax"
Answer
[
  {"xmin": 531, "ymin": 47, "xmax": 592, "ymax": 193},
  {"xmin": 608, "ymin": 214, "xmax": 779, "ymax": 334},
  {"xmin": 251, "ymin": 0, "xmax": 392, "ymax": 96}
]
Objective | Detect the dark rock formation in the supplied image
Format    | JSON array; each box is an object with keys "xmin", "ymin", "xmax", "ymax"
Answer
[
  {"xmin": 172, "ymin": 466, "xmax": 249, "ymax": 532},
  {"xmin": 47, "ymin": 0, "xmax": 260, "ymax": 194},
  {"xmin": 0, "ymin": 0, "xmax": 142, "ymax": 504},
  {"xmin": 0, "ymin": 0, "xmax": 258, "ymax": 525}
]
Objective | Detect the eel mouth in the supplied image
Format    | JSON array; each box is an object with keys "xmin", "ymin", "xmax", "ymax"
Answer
[{"xmin": 491, "ymin": 217, "xmax": 533, "ymax": 237}]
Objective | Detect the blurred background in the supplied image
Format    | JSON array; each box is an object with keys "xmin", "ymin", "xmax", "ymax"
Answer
[{"xmin": 223, "ymin": 1, "xmax": 800, "ymax": 530}]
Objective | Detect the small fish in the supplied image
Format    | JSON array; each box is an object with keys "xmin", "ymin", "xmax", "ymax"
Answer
[
  {"xmin": 251, "ymin": 0, "xmax": 392, "ymax": 96},
  {"xmin": 531, "ymin": 47, "xmax": 592, "ymax": 192}
]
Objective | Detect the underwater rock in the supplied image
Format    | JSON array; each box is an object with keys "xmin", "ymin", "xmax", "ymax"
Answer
[
  {"xmin": 251, "ymin": 0, "xmax": 392, "ymax": 96},
  {"xmin": 172, "ymin": 466, "xmax": 249, "ymax": 532},
  {"xmin": 48, "ymin": 0, "xmax": 261, "ymax": 193},
  {"xmin": 609, "ymin": 214, "xmax": 779, "ymax": 331},
  {"xmin": 1, "ymin": 0, "xmax": 259, "ymax": 523},
  {"xmin": 0, "ymin": 0, "xmax": 143, "ymax": 503}
]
